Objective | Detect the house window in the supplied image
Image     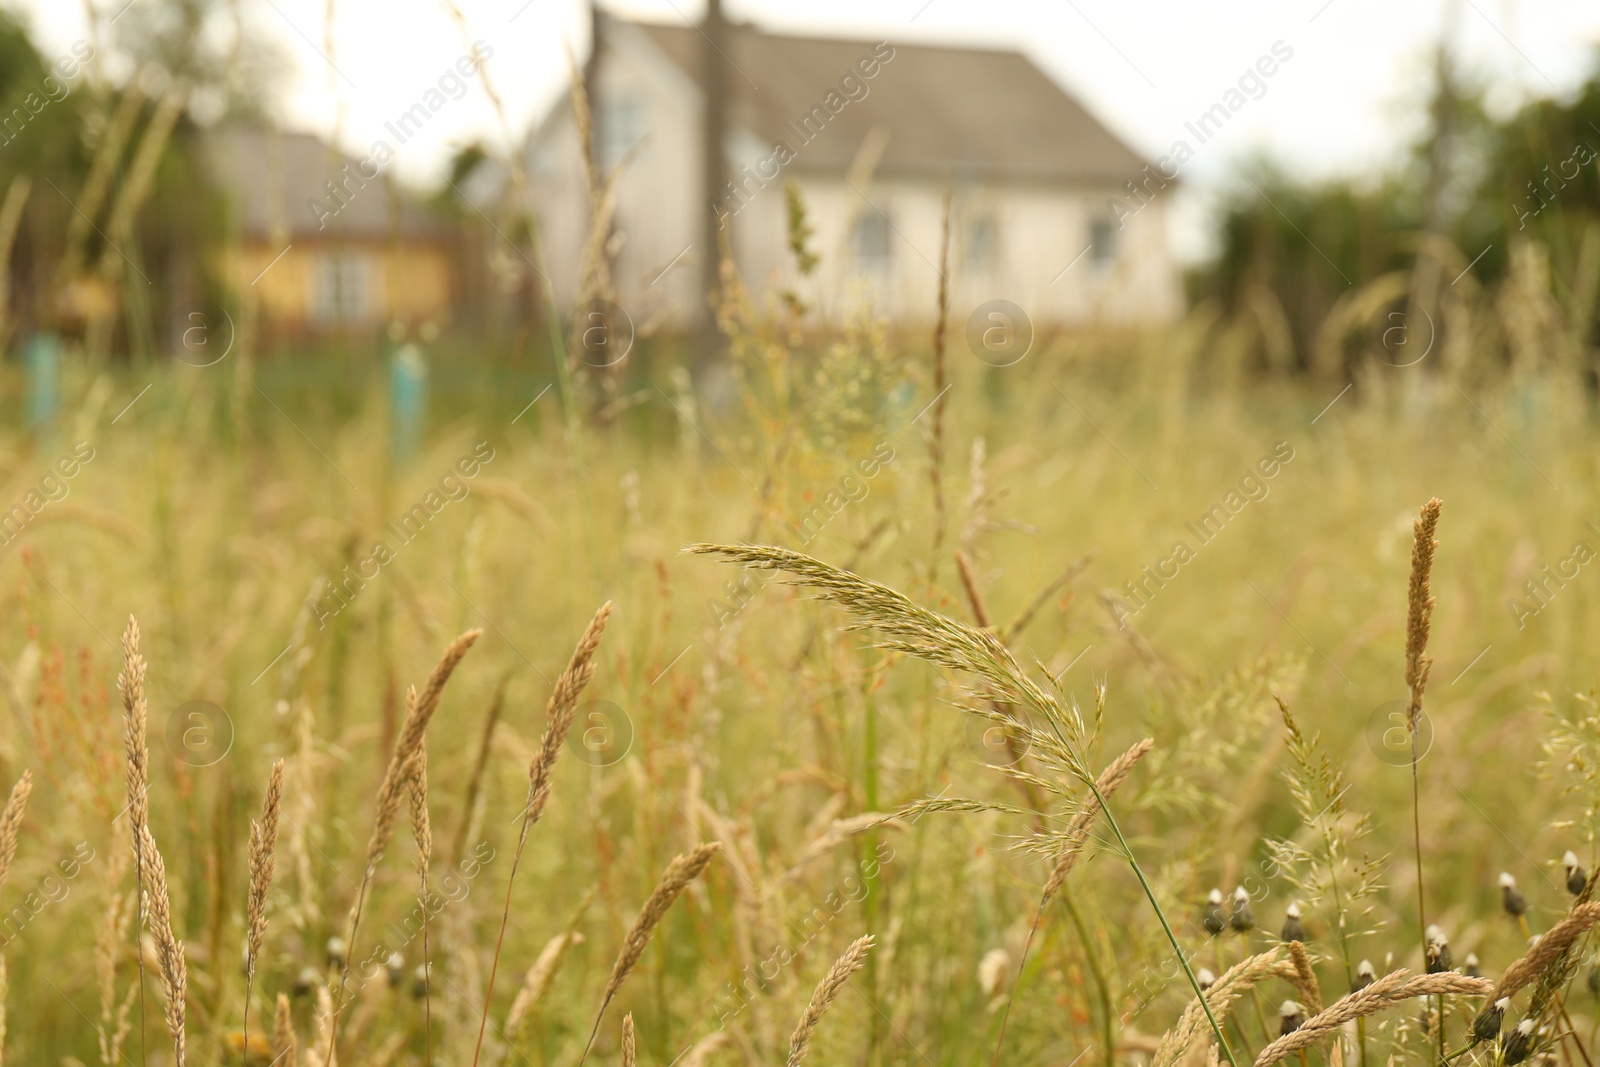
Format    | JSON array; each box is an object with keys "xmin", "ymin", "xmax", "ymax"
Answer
[
  {"xmin": 598, "ymin": 96, "xmax": 647, "ymax": 170},
  {"xmin": 312, "ymin": 252, "xmax": 373, "ymax": 323},
  {"xmin": 963, "ymin": 214, "xmax": 997, "ymax": 272},
  {"xmin": 1089, "ymin": 216, "xmax": 1117, "ymax": 269},
  {"xmin": 852, "ymin": 211, "xmax": 892, "ymax": 274}
]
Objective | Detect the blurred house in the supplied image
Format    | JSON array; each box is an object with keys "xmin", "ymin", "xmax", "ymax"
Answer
[
  {"xmin": 204, "ymin": 128, "xmax": 456, "ymax": 338},
  {"xmin": 517, "ymin": 8, "xmax": 1183, "ymax": 331}
]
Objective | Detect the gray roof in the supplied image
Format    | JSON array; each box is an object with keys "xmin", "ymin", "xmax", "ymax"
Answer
[
  {"xmin": 203, "ymin": 127, "xmax": 449, "ymax": 239},
  {"xmin": 625, "ymin": 19, "xmax": 1150, "ymax": 183}
]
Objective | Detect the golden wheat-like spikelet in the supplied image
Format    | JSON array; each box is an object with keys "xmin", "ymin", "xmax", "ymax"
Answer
[
  {"xmin": 138, "ymin": 824, "xmax": 186, "ymax": 1065},
  {"xmin": 245, "ymin": 760, "xmax": 284, "ymax": 981},
  {"xmin": 273, "ymin": 993, "xmax": 296, "ymax": 1067},
  {"xmin": 242, "ymin": 758, "xmax": 284, "ymax": 1051},
  {"xmin": 787, "ymin": 934, "xmax": 875, "ymax": 1067},
  {"xmin": 363, "ymin": 630, "xmax": 480, "ymax": 878},
  {"xmin": 1286, "ymin": 940, "xmax": 1322, "ymax": 1014},
  {"xmin": 580, "ymin": 842, "xmax": 721, "ymax": 1063},
  {"xmin": 0, "ymin": 771, "xmax": 32, "ymax": 895},
  {"xmin": 1492, "ymin": 901, "xmax": 1600, "ymax": 999},
  {"xmin": 119, "ymin": 617, "xmax": 150, "ymax": 873},
  {"xmin": 472, "ymin": 605, "xmax": 613, "ymax": 1067},
  {"xmin": 406, "ymin": 741, "xmax": 434, "ymax": 1061},
  {"xmin": 521, "ymin": 602, "xmax": 613, "ymax": 835},
  {"xmin": 1041, "ymin": 738, "xmax": 1153, "ymax": 908},
  {"xmin": 1252, "ymin": 968, "xmax": 1489, "ymax": 1067},
  {"xmin": 1154, "ymin": 950, "xmax": 1299, "ymax": 1067},
  {"xmin": 1405, "ymin": 498, "xmax": 1442, "ymax": 727},
  {"xmin": 406, "ymin": 737, "xmax": 432, "ymax": 872},
  {"xmin": 620, "ymin": 1012, "xmax": 636, "ymax": 1067}
]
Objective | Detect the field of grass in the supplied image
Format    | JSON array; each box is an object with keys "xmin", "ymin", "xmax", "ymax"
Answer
[{"xmin": 3, "ymin": 307, "xmax": 1600, "ymax": 1067}]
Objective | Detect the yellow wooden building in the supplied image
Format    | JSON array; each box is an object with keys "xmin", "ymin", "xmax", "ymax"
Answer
[{"xmin": 205, "ymin": 128, "xmax": 457, "ymax": 339}]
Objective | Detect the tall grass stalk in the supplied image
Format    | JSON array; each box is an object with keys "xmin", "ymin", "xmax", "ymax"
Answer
[{"xmin": 1404, "ymin": 499, "xmax": 1442, "ymax": 1063}]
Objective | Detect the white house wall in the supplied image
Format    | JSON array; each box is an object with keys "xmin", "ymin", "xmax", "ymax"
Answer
[
  {"xmin": 725, "ymin": 175, "xmax": 1182, "ymax": 327},
  {"xmin": 528, "ymin": 26, "xmax": 1184, "ymax": 332}
]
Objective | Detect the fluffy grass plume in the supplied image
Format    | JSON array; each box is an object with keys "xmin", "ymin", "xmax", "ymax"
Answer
[{"xmin": 686, "ymin": 544, "xmax": 1082, "ymax": 768}]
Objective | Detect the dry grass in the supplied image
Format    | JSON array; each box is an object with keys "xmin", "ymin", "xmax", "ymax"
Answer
[{"xmin": 10, "ymin": 263, "xmax": 1600, "ymax": 1067}]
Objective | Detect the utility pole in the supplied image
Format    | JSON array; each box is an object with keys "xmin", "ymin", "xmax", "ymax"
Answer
[{"xmin": 699, "ymin": 0, "xmax": 728, "ymax": 356}]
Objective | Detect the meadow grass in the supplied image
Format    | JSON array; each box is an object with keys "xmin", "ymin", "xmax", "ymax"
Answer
[{"xmin": 1, "ymin": 314, "xmax": 1600, "ymax": 1066}]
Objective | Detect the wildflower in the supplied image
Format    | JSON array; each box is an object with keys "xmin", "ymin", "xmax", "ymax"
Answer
[
  {"xmin": 292, "ymin": 966, "xmax": 318, "ymax": 997},
  {"xmin": 1279, "ymin": 1000, "xmax": 1303, "ymax": 1037},
  {"xmin": 1352, "ymin": 959, "xmax": 1375, "ymax": 992},
  {"xmin": 1281, "ymin": 901, "xmax": 1306, "ymax": 943},
  {"xmin": 1472, "ymin": 997, "xmax": 1509, "ymax": 1043},
  {"xmin": 1425, "ymin": 925, "xmax": 1452, "ymax": 973},
  {"xmin": 411, "ymin": 962, "xmax": 430, "ymax": 998},
  {"xmin": 1501, "ymin": 872, "xmax": 1528, "ymax": 917},
  {"xmin": 325, "ymin": 935, "xmax": 347, "ymax": 970},
  {"xmin": 1203, "ymin": 888, "xmax": 1226, "ymax": 936},
  {"xmin": 385, "ymin": 951, "xmax": 405, "ymax": 988},
  {"xmin": 1197, "ymin": 967, "xmax": 1216, "ymax": 992},
  {"xmin": 1464, "ymin": 952, "xmax": 1481, "ymax": 978},
  {"xmin": 1503, "ymin": 1018, "xmax": 1536, "ymax": 1065},
  {"xmin": 1565, "ymin": 851, "xmax": 1588, "ymax": 896},
  {"xmin": 1230, "ymin": 886, "xmax": 1254, "ymax": 933}
]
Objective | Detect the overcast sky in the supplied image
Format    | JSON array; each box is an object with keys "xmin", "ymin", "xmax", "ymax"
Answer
[{"xmin": 11, "ymin": 0, "xmax": 1600, "ymax": 259}]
